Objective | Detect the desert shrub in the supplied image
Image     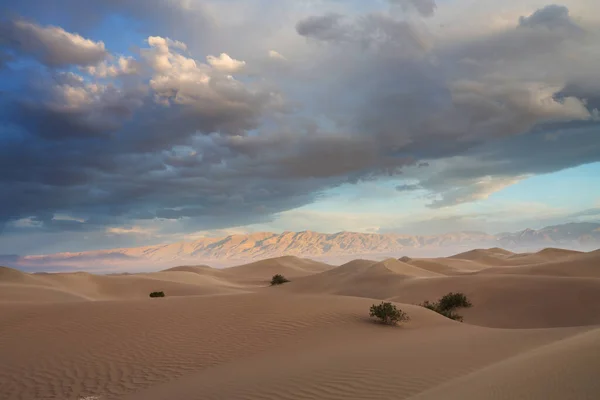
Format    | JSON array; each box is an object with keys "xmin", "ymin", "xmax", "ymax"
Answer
[
  {"xmin": 149, "ymin": 291, "xmax": 165, "ymax": 298},
  {"xmin": 435, "ymin": 308, "xmax": 465, "ymax": 322},
  {"xmin": 369, "ymin": 302, "xmax": 410, "ymax": 326},
  {"xmin": 419, "ymin": 292, "xmax": 472, "ymax": 322},
  {"xmin": 420, "ymin": 300, "xmax": 438, "ymax": 311},
  {"xmin": 438, "ymin": 292, "xmax": 472, "ymax": 311},
  {"xmin": 270, "ymin": 274, "xmax": 290, "ymax": 286}
]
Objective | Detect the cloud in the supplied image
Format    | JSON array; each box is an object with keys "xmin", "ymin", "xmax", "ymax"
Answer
[
  {"xmin": 0, "ymin": 19, "xmax": 108, "ymax": 67},
  {"xmin": 206, "ymin": 53, "xmax": 246, "ymax": 73},
  {"xmin": 570, "ymin": 207, "xmax": 600, "ymax": 218},
  {"xmin": 268, "ymin": 50, "xmax": 286, "ymax": 61},
  {"xmin": 10, "ymin": 72, "xmax": 145, "ymax": 140},
  {"xmin": 84, "ymin": 56, "xmax": 140, "ymax": 78},
  {"xmin": 396, "ymin": 183, "xmax": 422, "ymax": 192},
  {"xmin": 106, "ymin": 226, "xmax": 156, "ymax": 236},
  {"xmin": 518, "ymin": 4, "xmax": 584, "ymax": 33},
  {"xmin": 389, "ymin": 0, "xmax": 437, "ymax": 17},
  {"xmin": 2, "ymin": 2, "xmax": 600, "ymax": 253},
  {"xmin": 296, "ymin": 12, "xmax": 432, "ymax": 54},
  {"xmin": 427, "ymin": 176, "xmax": 526, "ymax": 209},
  {"xmin": 296, "ymin": 14, "xmax": 347, "ymax": 42}
]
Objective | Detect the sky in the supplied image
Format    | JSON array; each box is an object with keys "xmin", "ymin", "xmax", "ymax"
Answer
[{"xmin": 0, "ymin": 0, "xmax": 599, "ymax": 255}]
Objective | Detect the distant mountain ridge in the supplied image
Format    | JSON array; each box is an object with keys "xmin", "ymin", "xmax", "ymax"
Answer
[{"xmin": 6, "ymin": 222, "xmax": 600, "ymax": 272}]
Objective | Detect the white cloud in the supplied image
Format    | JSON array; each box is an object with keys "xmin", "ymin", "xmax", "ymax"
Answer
[
  {"xmin": 427, "ymin": 175, "xmax": 527, "ymax": 208},
  {"xmin": 206, "ymin": 53, "xmax": 246, "ymax": 72},
  {"xmin": 84, "ymin": 56, "xmax": 140, "ymax": 78}
]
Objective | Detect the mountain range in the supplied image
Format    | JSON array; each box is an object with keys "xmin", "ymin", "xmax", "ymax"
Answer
[{"xmin": 3, "ymin": 222, "xmax": 599, "ymax": 272}]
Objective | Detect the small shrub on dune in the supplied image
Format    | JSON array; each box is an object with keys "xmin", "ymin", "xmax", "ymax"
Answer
[
  {"xmin": 369, "ymin": 302, "xmax": 410, "ymax": 326},
  {"xmin": 435, "ymin": 308, "xmax": 465, "ymax": 322},
  {"xmin": 420, "ymin": 300, "xmax": 438, "ymax": 312},
  {"xmin": 270, "ymin": 274, "xmax": 290, "ymax": 286},
  {"xmin": 419, "ymin": 292, "xmax": 472, "ymax": 322},
  {"xmin": 438, "ymin": 292, "xmax": 472, "ymax": 311},
  {"xmin": 149, "ymin": 291, "xmax": 165, "ymax": 298}
]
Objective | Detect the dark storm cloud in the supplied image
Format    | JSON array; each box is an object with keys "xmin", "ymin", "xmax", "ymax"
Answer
[
  {"xmin": 296, "ymin": 14, "xmax": 347, "ymax": 42},
  {"xmin": 397, "ymin": 121, "xmax": 600, "ymax": 208},
  {"xmin": 518, "ymin": 4, "xmax": 584, "ymax": 33}
]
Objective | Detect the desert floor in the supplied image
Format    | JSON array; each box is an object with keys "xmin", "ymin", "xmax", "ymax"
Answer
[{"xmin": 1, "ymin": 248, "xmax": 600, "ymax": 400}]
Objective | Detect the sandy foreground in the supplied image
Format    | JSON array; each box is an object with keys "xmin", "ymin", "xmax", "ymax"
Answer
[{"xmin": 1, "ymin": 249, "xmax": 600, "ymax": 400}]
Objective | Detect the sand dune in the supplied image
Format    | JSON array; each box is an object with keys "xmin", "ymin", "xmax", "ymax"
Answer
[
  {"xmin": 478, "ymin": 249, "xmax": 600, "ymax": 278},
  {"xmin": 448, "ymin": 247, "xmax": 585, "ymax": 268},
  {"xmin": 283, "ymin": 259, "xmax": 600, "ymax": 328},
  {"xmin": 409, "ymin": 257, "xmax": 489, "ymax": 274},
  {"xmin": 0, "ymin": 266, "xmax": 247, "ymax": 302},
  {"xmin": 409, "ymin": 327, "xmax": 600, "ymax": 400},
  {"xmin": 387, "ymin": 274, "xmax": 600, "ymax": 328},
  {"xmin": 0, "ymin": 293, "xmax": 591, "ymax": 400},
  {"xmin": 123, "ymin": 322, "xmax": 590, "ymax": 400},
  {"xmin": 282, "ymin": 258, "xmax": 439, "ymax": 300},
  {"xmin": 221, "ymin": 255, "xmax": 333, "ymax": 284},
  {"xmin": 161, "ymin": 265, "xmax": 216, "ymax": 274},
  {"xmin": 374, "ymin": 258, "xmax": 443, "ymax": 277},
  {"xmin": 448, "ymin": 248, "xmax": 514, "ymax": 266},
  {"xmin": 1, "ymin": 247, "xmax": 599, "ymax": 399}
]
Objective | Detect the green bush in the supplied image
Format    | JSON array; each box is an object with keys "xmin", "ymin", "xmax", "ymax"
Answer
[
  {"xmin": 369, "ymin": 302, "xmax": 410, "ymax": 326},
  {"xmin": 438, "ymin": 292, "xmax": 472, "ymax": 311},
  {"xmin": 270, "ymin": 274, "xmax": 290, "ymax": 286},
  {"xmin": 149, "ymin": 291, "xmax": 165, "ymax": 298},
  {"xmin": 419, "ymin": 292, "xmax": 472, "ymax": 322}
]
